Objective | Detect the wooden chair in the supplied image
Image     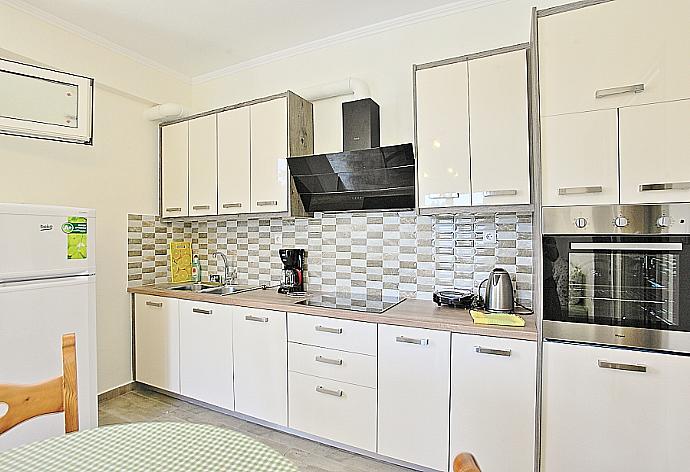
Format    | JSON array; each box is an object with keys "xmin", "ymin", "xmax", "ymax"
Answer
[
  {"xmin": 453, "ymin": 453, "xmax": 481, "ymax": 472},
  {"xmin": 0, "ymin": 333, "xmax": 79, "ymax": 435}
]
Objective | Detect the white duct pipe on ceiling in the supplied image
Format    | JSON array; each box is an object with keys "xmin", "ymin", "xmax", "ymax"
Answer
[
  {"xmin": 296, "ymin": 77, "xmax": 370, "ymax": 102},
  {"xmin": 143, "ymin": 103, "xmax": 185, "ymax": 122}
]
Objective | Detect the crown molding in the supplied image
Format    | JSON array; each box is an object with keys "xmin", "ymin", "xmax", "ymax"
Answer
[
  {"xmin": 0, "ymin": 0, "xmax": 191, "ymax": 84},
  {"xmin": 191, "ymin": 0, "xmax": 509, "ymax": 84}
]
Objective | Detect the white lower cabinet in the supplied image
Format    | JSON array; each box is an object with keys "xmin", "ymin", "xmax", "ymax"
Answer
[
  {"xmin": 542, "ymin": 341, "xmax": 690, "ymax": 472},
  {"xmin": 450, "ymin": 334, "xmax": 536, "ymax": 472},
  {"xmin": 179, "ymin": 300, "xmax": 234, "ymax": 410},
  {"xmin": 233, "ymin": 307, "xmax": 287, "ymax": 426},
  {"xmin": 134, "ymin": 295, "xmax": 180, "ymax": 393},
  {"xmin": 377, "ymin": 325, "xmax": 451, "ymax": 471}
]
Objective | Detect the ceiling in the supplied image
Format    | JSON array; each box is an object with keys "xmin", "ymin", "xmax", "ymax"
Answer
[{"xmin": 11, "ymin": 0, "xmax": 467, "ymax": 80}]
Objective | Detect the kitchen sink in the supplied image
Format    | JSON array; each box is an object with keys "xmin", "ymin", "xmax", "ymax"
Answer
[
  {"xmin": 169, "ymin": 283, "xmax": 220, "ymax": 292},
  {"xmin": 168, "ymin": 282, "xmax": 263, "ymax": 296}
]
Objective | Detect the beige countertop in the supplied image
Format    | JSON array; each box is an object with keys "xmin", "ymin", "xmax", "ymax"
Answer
[{"xmin": 127, "ymin": 284, "xmax": 537, "ymax": 341}]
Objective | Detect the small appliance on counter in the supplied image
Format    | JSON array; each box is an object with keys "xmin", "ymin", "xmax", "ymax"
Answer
[
  {"xmin": 479, "ymin": 268, "xmax": 515, "ymax": 313},
  {"xmin": 278, "ymin": 248, "xmax": 305, "ymax": 294},
  {"xmin": 433, "ymin": 289, "xmax": 475, "ymax": 308}
]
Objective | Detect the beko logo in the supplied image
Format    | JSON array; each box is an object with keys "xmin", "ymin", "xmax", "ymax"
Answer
[{"xmin": 40, "ymin": 224, "xmax": 54, "ymax": 231}]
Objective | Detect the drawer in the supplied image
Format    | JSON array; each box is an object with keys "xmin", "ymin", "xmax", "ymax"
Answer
[
  {"xmin": 288, "ymin": 371, "xmax": 377, "ymax": 452},
  {"xmin": 288, "ymin": 312, "xmax": 376, "ymax": 355},
  {"xmin": 288, "ymin": 342, "xmax": 376, "ymax": 388}
]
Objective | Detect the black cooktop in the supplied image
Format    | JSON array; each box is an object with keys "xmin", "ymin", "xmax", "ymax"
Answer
[{"xmin": 296, "ymin": 293, "xmax": 405, "ymax": 314}]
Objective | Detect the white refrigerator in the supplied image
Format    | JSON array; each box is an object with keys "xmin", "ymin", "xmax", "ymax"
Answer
[{"xmin": 0, "ymin": 204, "xmax": 97, "ymax": 451}]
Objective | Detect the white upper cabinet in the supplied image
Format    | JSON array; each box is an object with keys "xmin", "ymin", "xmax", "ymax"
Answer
[
  {"xmin": 217, "ymin": 107, "xmax": 251, "ymax": 215},
  {"xmin": 619, "ymin": 99, "xmax": 690, "ymax": 204},
  {"xmin": 541, "ymin": 110, "xmax": 619, "ymax": 206},
  {"xmin": 539, "ymin": 0, "xmax": 690, "ymax": 117},
  {"xmin": 250, "ymin": 97, "xmax": 289, "ymax": 213},
  {"xmin": 161, "ymin": 121, "xmax": 189, "ymax": 218},
  {"xmin": 188, "ymin": 115, "xmax": 218, "ymax": 217},
  {"xmin": 416, "ymin": 61, "xmax": 471, "ymax": 208},
  {"xmin": 468, "ymin": 50, "xmax": 530, "ymax": 206}
]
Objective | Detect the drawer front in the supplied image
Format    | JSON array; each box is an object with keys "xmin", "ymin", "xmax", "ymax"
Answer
[
  {"xmin": 288, "ymin": 371, "xmax": 377, "ymax": 452},
  {"xmin": 288, "ymin": 342, "xmax": 376, "ymax": 388},
  {"xmin": 288, "ymin": 312, "xmax": 376, "ymax": 355}
]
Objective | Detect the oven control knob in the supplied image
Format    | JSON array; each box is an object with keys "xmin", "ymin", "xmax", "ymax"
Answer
[
  {"xmin": 657, "ymin": 216, "xmax": 671, "ymax": 228},
  {"xmin": 614, "ymin": 216, "xmax": 629, "ymax": 228},
  {"xmin": 574, "ymin": 217, "xmax": 588, "ymax": 229}
]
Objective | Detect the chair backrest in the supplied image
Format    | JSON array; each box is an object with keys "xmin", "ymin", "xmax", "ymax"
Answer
[
  {"xmin": 453, "ymin": 453, "xmax": 481, "ymax": 472},
  {"xmin": 0, "ymin": 333, "xmax": 79, "ymax": 435}
]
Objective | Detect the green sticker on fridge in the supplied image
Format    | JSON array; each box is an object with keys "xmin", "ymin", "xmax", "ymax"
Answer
[{"xmin": 63, "ymin": 216, "xmax": 87, "ymax": 260}]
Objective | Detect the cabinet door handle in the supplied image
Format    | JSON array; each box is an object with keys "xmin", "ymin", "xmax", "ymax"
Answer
[
  {"xmin": 192, "ymin": 308, "xmax": 212, "ymax": 315},
  {"xmin": 475, "ymin": 346, "xmax": 511, "ymax": 357},
  {"xmin": 595, "ymin": 83, "xmax": 644, "ymax": 99},
  {"xmin": 639, "ymin": 182, "xmax": 690, "ymax": 192},
  {"xmin": 482, "ymin": 189, "xmax": 518, "ymax": 197},
  {"xmin": 315, "ymin": 355, "xmax": 343, "ymax": 366},
  {"xmin": 222, "ymin": 202, "xmax": 243, "ymax": 208},
  {"xmin": 245, "ymin": 315, "xmax": 269, "ymax": 323},
  {"xmin": 165, "ymin": 207, "xmax": 182, "ymax": 212},
  {"xmin": 315, "ymin": 325, "xmax": 342, "ymax": 334},
  {"xmin": 396, "ymin": 335, "xmax": 429, "ymax": 346},
  {"xmin": 598, "ymin": 360, "xmax": 647, "ymax": 373},
  {"xmin": 427, "ymin": 192, "xmax": 460, "ymax": 199},
  {"xmin": 558, "ymin": 185, "xmax": 603, "ymax": 196},
  {"xmin": 256, "ymin": 200, "xmax": 278, "ymax": 206},
  {"xmin": 316, "ymin": 385, "xmax": 343, "ymax": 397},
  {"xmin": 145, "ymin": 301, "xmax": 162, "ymax": 308},
  {"xmin": 192, "ymin": 205, "xmax": 210, "ymax": 210}
]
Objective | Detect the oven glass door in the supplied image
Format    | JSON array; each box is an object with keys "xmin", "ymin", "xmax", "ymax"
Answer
[{"xmin": 543, "ymin": 236, "xmax": 690, "ymax": 331}]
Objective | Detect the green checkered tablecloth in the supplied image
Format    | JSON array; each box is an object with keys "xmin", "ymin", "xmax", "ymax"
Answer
[{"xmin": 0, "ymin": 422, "xmax": 298, "ymax": 472}]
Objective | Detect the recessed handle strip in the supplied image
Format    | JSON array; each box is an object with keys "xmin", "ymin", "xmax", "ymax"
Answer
[
  {"xmin": 192, "ymin": 205, "xmax": 210, "ymax": 210},
  {"xmin": 165, "ymin": 207, "xmax": 182, "ymax": 212},
  {"xmin": 483, "ymin": 190, "xmax": 518, "ymax": 197},
  {"xmin": 256, "ymin": 200, "xmax": 278, "ymax": 206},
  {"xmin": 427, "ymin": 192, "xmax": 460, "ymax": 199},
  {"xmin": 475, "ymin": 346, "xmax": 511, "ymax": 357},
  {"xmin": 558, "ymin": 186, "xmax": 603, "ymax": 196},
  {"xmin": 192, "ymin": 308, "xmax": 212, "ymax": 315},
  {"xmin": 145, "ymin": 301, "xmax": 162, "ymax": 308},
  {"xmin": 595, "ymin": 83, "xmax": 644, "ymax": 99},
  {"xmin": 315, "ymin": 355, "xmax": 343, "ymax": 366},
  {"xmin": 222, "ymin": 202, "xmax": 243, "ymax": 208},
  {"xmin": 396, "ymin": 335, "xmax": 429, "ymax": 346},
  {"xmin": 571, "ymin": 242, "xmax": 682, "ymax": 251},
  {"xmin": 639, "ymin": 182, "xmax": 690, "ymax": 192},
  {"xmin": 316, "ymin": 386, "xmax": 343, "ymax": 397},
  {"xmin": 245, "ymin": 315, "xmax": 269, "ymax": 323},
  {"xmin": 315, "ymin": 325, "xmax": 342, "ymax": 334},
  {"xmin": 598, "ymin": 360, "xmax": 646, "ymax": 373}
]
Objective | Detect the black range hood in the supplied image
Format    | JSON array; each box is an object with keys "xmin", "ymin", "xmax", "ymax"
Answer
[{"xmin": 287, "ymin": 98, "xmax": 415, "ymax": 213}]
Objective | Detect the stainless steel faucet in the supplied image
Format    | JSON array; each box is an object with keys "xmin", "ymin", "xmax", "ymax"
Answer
[{"xmin": 213, "ymin": 251, "xmax": 236, "ymax": 285}]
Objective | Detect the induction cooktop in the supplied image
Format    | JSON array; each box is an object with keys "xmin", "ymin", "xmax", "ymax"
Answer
[{"xmin": 295, "ymin": 293, "xmax": 405, "ymax": 314}]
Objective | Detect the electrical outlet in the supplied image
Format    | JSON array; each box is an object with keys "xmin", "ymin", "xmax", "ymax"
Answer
[
  {"xmin": 273, "ymin": 234, "xmax": 283, "ymax": 245},
  {"xmin": 483, "ymin": 231, "xmax": 497, "ymax": 243}
]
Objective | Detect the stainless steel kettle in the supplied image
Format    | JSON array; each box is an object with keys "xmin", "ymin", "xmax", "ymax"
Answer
[{"xmin": 480, "ymin": 268, "xmax": 515, "ymax": 312}]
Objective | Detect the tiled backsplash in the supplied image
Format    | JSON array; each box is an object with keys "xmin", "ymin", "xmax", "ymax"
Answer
[{"xmin": 127, "ymin": 210, "xmax": 533, "ymax": 306}]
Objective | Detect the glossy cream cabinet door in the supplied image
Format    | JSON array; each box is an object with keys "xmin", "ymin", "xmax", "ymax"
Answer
[
  {"xmin": 539, "ymin": 0, "xmax": 690, "ymax": 117},
  {"xmin": 188, "ymin": 115, "xmax": 218, "ymax": 216},
  {"xmin": 217, "ymin": 107, "xmax": 251, "ymax": 215},
  {"xmin": 161, "ymin": 121, "xmax": 188, "ymax": 218},
  {"xmin": 250, "ymin": 98, "xmax": 288, "ymax": 213},
  {"xmin": 416, "ymin": 61, "xmax": 471, "ymax": 208},
  {"xmin": 450, "ymin": 334, "xmax": 536, "ymax": 472},
  {"xmin": 541, "ymin": 110, "xmax": 619, "ymax": 206},
  {"xmin": 619, "ymin": 99, "xmax": 690, "ymax": 204},
  {"xmin": 377, "ymin": 325, "xmax": 450, "ymax": 471},
  {"xmin": 468, "ymin": 50, "xmax": 530, "ymax": 206},
  {"xmin": 542, "ymin": 342, "xmax": 690, "ymax": 472}
]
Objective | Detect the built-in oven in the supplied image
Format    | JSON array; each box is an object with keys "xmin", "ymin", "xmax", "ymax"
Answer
[{"xmin": 542, "ymin": 204, "xmax": 690, "ymax": 354}]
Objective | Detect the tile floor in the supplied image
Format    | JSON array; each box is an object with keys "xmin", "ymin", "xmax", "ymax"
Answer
[{"xmin": 99, "ymin": 387, "xmax": 411, "ymax": 472}]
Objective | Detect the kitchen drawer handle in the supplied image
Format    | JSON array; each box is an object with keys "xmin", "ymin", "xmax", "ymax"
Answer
[
  {"xmin": 192, "ymin": 308, "xmax": 212, "ymax": 315},
  {"xmin": 165, "ymin": 207, "xmax": 182, "ymax": 212},
  {"xmin": 245, "ymin": 315, "xmax": 269, "ymax": 323},
  {"xmin": 315, "ymin": 355, "xmax": 343, "ymax": 366},
  {"xmin": 315, "ymin": 325, "xmax": 342, "ymax": 334},
  {"xmin": 475, "ymin": 346, "xmax": 511, "ymax": 357},
  {"xmin": 145, "ymin": 301, "xmax": 163, "ymax": 308},
  {"xmin": 427, "ymin": 192, "xmax": 460, "ymax": 200},
  {"xmin": 639, "ymin": 182, "xmax": 690, "ymax": 192},
  {"xmin": 192, "ymin": 205, "xmax": 211, "ymax": 210},
  {"xmin": 396, "ymin": 336, "xmax": 429, "ymax": 346},
  {"xmin": 558, "ymin": 185, "xmax": 603, "ymax": 196},
  {"xmin": 483, "ymin": 189, "xmax": 518, "ymax": 197},
  {"xmin": 222, "ymin": 202, "xmax": 243, "ymax": 208},
  {"xmin": 256, "ymin": 200, "xmax": 278, "ymax": 206},
  {"xmin": 598, "ymin": 360, "xmax": 647, "ymax": 373},
  {"xmin": 316, "ymin": 386, "xmax": 343, "ymax": 397},
  {"xmin": 595, "ymin": 83, "xmax": 644, "ymax": 99}
]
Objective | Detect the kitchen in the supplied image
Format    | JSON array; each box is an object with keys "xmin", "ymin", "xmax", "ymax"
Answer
[{"xmin": 1, "ymin": 0, "xmax": 689, "ymax": 471}]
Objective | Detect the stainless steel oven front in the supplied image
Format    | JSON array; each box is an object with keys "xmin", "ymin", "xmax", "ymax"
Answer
[{"xmin": 542, "ymin": 204, "xmax": 690, "ymax": 354}]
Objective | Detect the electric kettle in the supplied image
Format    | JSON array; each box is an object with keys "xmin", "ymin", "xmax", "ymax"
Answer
[{"xmin": 480, "ymin": 268, "xmax": 515, "ymax": 312}]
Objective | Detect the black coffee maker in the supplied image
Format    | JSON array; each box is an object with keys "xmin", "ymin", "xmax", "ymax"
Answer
[{"xmin": 278, "ymin": 249, "xmax": 305, "ymax": 294}]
